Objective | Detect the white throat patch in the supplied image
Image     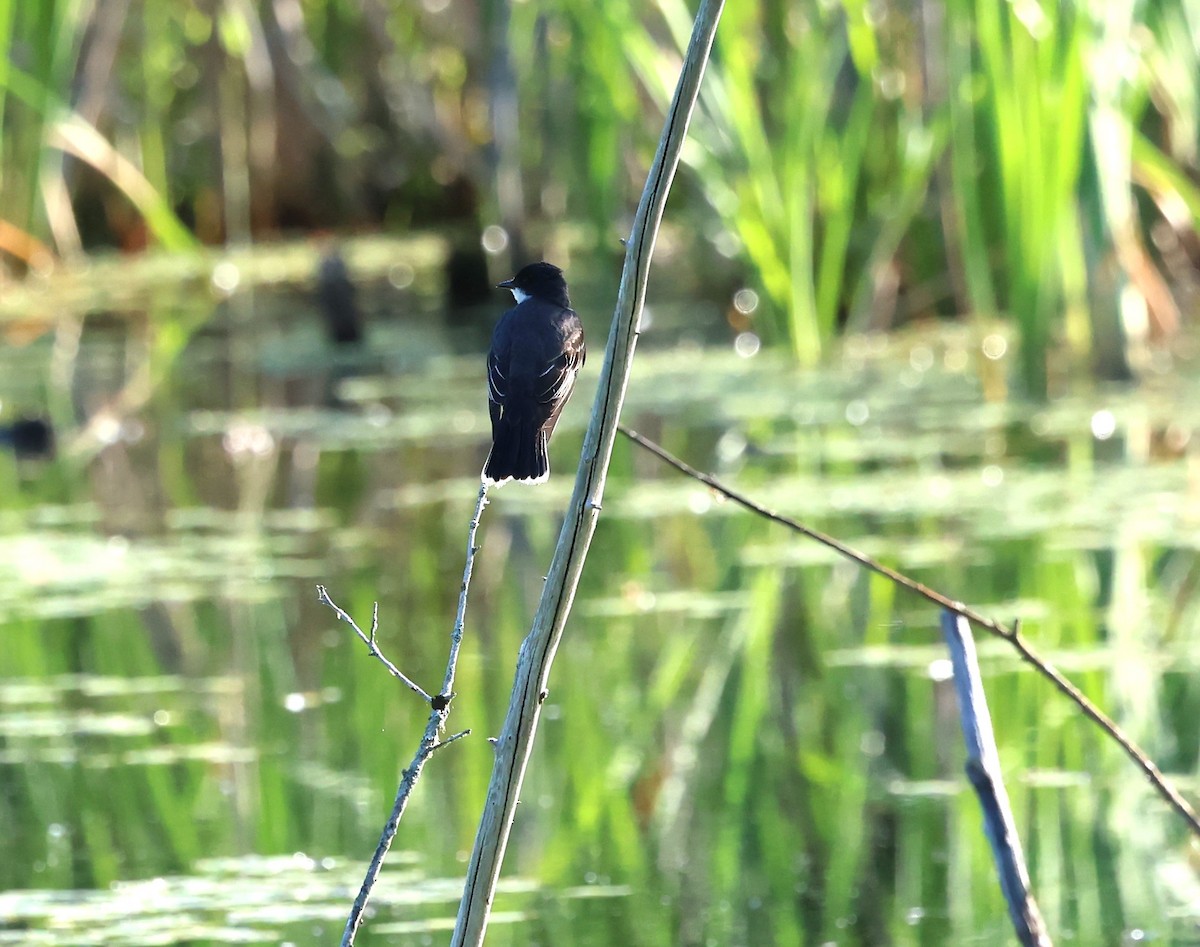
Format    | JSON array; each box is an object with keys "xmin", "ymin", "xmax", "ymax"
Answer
[{"xmin": 509, "ymin": 287, "xmax": 530, "ymax": 304}]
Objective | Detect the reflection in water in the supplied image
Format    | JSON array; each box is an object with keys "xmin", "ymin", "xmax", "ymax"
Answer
[
  {"xmin": 317, "ymin": 248, "xmax": 365, "ymax": 347},
  {"xmin": 1, "ymin": 250, "xmax": 1199, "ymax": 945},
  {"xmin": 0, "ymin": 416, "xmax": 54, "ymax": 459}
]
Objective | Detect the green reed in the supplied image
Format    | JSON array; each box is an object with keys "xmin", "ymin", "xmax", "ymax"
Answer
[
  {"xmin": 951, "ymin": 0, "xmax": 1089, "ymax": 396},
  {"xmin": 550, "ymin": 0, "xmax": 1191, "ymax": 393}
]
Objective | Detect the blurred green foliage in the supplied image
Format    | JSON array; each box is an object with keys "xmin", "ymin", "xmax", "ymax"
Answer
[{"xmin": 2, "ymin": 0, "xmax": 1199, "ymax": 391}]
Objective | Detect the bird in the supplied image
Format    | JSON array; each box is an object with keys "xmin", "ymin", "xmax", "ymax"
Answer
[{"xmin": 484, "ymin": 262, "xmax": 585, "ymax": 485}]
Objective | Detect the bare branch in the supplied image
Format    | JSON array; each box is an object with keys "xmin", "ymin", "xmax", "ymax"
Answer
[
  {"xmin": 617, "ymin": 424, "xmax": 1200, "ymax": 840},
  {"xmin": 316, "ymin": 585, "xmax": 430, "ymax": 702},
  {"xmin": 336, "ymin": 481, "xmax": 492, "ymax": 946},
  {"xmin": 451, "ymin": 3, "xmax": 726, "ymax": 942}
]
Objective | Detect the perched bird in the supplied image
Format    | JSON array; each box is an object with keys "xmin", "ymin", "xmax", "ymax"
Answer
[{"xmin": 484, "ymin": 262, "xmax": 585, "ymax": 485}]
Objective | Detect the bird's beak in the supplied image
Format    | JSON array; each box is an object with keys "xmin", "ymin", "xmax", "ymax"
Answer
[{"xmin": 497, "ymin": 277, "xmax": 516, "ymax": 289}]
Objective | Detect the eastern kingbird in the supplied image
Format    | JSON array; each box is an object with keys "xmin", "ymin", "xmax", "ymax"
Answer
[{"xmin": 484, "ymin": 262, "xmax": 585, "ymax": 484}]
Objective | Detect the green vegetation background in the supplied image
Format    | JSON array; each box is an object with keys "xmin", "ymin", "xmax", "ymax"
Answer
[
  {"xmin": 3, "ymin": 3, "xmax": 1200, "ymax": 942},
  {"xmin": 4, "ymin": 0, "xmax": 1200, "ymax": 392}
]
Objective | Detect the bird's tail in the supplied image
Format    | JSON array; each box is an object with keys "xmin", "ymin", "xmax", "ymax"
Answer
[{"xmin": 483, "ymin": 419, "xmax": 549, "ymax": 485}]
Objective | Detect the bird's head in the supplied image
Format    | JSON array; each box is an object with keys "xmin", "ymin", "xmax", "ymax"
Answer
[{"xmin": 497, "ymin": 262, "xmax": 569, "ymax": 307}]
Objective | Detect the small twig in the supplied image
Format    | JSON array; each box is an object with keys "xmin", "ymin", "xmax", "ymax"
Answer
[
  {"xmin": 617, "ymin": 424, "xmax": 1200, "ymax": 840},
  {"xmin": 432, "ymin": 730, "xmax": 472, "ymax": 752},
  {"xmin": 335, "ymin": 481, "xmax": 492, "ymax": 946},
  {"xmin": 316, "ymin": 585, "xmax": 431, "ymax": 702}
]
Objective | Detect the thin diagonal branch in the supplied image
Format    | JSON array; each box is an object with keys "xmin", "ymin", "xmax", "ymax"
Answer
[{"xmin": 617, "ymin": 424, "xmax": 1200, "ymax": 840}]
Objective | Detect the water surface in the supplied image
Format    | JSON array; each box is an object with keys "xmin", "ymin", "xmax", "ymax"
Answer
[{"xmin": 2, "ymin": 238, "xmax": 1199, "ymax": 945}]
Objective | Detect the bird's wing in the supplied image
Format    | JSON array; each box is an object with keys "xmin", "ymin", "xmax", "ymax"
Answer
[
  {"xmin": 487, "ymin": 350, "xmax": 507, "ymax": 405},
  {"xmin": 536, "ymin": 323, "xmax": 586, "ymax": 406},
  {"xmin": 487, "ymin": 309, "xmax": 516, "ymax": 406}
]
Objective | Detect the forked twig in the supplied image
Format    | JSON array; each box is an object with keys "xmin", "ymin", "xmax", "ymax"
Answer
[
  {"xmin": 317, "ymin": 587, "xmax": 430, "ymax": 701},
  {"xmin": 324, "ymin": 480, "xmax": 491, "ymax": 946}
]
